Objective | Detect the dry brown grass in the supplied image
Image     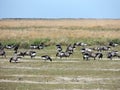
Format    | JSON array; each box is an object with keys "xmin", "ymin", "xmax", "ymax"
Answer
[
  {"xmin": 0, "ymin": 19, "xmax": 120, "ymax": 43},
  {"xmin": 1, "ymin": 19, "xmax": 120, "ymax": 27},
  {"xmin": 0, "ymin": 29, "xmax": 120, "ymax": 40}
]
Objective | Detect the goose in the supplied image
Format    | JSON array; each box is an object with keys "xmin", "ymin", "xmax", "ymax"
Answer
[
  {"xmin": 9, "ymin": 54, "xmax": 22, "ymax": 63},
  {"xmin": 41, "ymin": 55, "xmax": 52, "ymax": 61}
]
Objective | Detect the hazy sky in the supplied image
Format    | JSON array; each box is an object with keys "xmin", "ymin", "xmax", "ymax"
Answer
[{"xmin": 0, "ymin": 0, "xmax": 120, "ymax": 18}]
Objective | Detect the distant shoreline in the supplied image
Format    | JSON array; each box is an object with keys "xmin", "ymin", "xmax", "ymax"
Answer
[{"xmin": 0, "ymin": 18, "xmax": 120, "ymax": 20}]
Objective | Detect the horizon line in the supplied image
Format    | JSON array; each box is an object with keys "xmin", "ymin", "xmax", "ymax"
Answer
[{"xmin": 0, "ymin": 18, "xmax": 120, "ymax": 20}]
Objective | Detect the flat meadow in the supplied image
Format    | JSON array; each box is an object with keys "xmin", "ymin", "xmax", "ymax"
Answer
[{"xmin": 0, "ymin": 19, "xmax": 120, "ymax": 90}]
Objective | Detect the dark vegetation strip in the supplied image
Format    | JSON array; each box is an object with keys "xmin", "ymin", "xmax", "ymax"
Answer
[{"xmin": 0, "ymin": 37, "xmax": 120, "ymax": 49}]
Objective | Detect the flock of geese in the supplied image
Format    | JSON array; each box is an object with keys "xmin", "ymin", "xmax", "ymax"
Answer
[{"xmin": 0, "ymin": 41, "xmax": 120, "ymax": 63}]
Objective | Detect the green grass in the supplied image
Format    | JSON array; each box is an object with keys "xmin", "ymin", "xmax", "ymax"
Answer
[
  {"xmin": 0, "ymin": 82, "xmax": 120, "ymax": 90},
  {"xmin": 1, "ymin": 37, "xmax": 120, "ymax": 49},
  {"xmin": 1, "ymin": 83, "xmax": 119, "ymax": 90},
  {"xmin": 0, "ymin": 47, "xmax": 120, "ymax": 90},
  {"xmin": 0, "ymin": 60, "xmax": 120, "ymax": 76}
]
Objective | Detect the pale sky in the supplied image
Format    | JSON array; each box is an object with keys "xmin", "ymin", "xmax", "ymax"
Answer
[{"xmin": 0, "ymin": 0, "xmax": 120, "ymax": 18}]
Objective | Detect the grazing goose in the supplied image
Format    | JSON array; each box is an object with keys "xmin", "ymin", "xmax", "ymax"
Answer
[
  {"xmin": 14, "ymin": 44, "xmax": 20, "ymax": 53},
  {"xmin": 82, "ymin": 51, "xmax": 97, "ymax": 60},
  {"xmin": 9, "ymin": 54, "xmax": 22, "ymax": 63},
  {"xmin": 0, "ymin": 48, "xmax": 6, "ymax": 58},
  {"xmin": 15, "ymin": 51, "xmax": 26, "ymax": 57},
  {"xmin": 95, "ymin": 52, "xmax": 103, "ymax": 59},
  {"xmin": 81, "ymin": 48, "xmax": 92, "ymax": 53},
  {"xmin": 56, "ymin": 51, "xmax": 71, "ymax": 59},
  {"xmin": 66, "ymin": 44, "xmax": 75, "ymax": 54},
  {"xmin": 109, "ymin": 42, "xmax": 118, "ymax": 47},
  {"xmin": 41, "ymin": 55, "xmax": 52, "ymax": 61},
  {"xmin": 107, "ymin": 51, "xmax": 120, "ymax": 60},
  {"xmin": 24, "ymin": 51, "xmax": 36, "ymax": 58},
  {"xmin": 38, "ymin": 43, "xmax": 45, "ymax": 49},
  {"xmin": 82, "ymin": 51, "xmax": 103, "ymax": 60},
  {"xmin": 74, "ymin": 42, "xmax": 87, "ymax": 47},
  {"xmin": 56, "ymin": 44, "xmax": 62, "ymax": 52},
  {"xmin": 30, "ymin": 43, "xmax": 45, "ymax": 50},
  {"xmin": 30, "ymin": 44, "xmax": 38, "ymax": 49},
  {"xmin": 5, "ymin": 44, "xmax": 15, "ymax": 49}
]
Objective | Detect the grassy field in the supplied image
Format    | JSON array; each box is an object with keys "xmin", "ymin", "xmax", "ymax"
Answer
[
  {"xmin": 0, "ymin": 46, "xmax": 120, "ymax": 90},
  {"xmin": 0, "ymin": 19, "xmax": 120, "ymax": 90}
]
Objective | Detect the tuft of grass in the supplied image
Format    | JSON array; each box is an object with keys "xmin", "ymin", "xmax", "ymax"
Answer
[{"xmin": 30, "ymin": 38, "xmax": 50, "ymax": 45}]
